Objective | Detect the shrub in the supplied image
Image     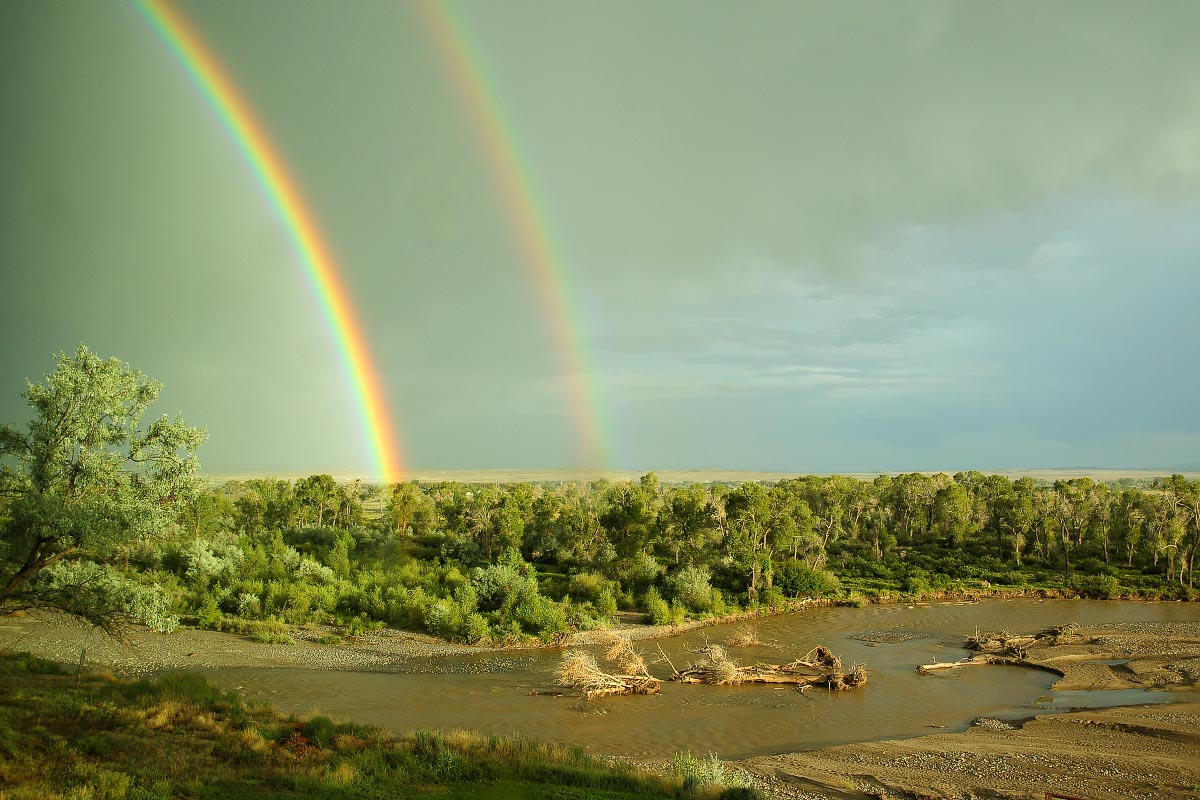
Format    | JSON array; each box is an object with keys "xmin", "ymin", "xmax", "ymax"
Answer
[
  {"xmin": 595, "ymin": 587, "xmax": 618, "ymax": 620},
  {"xmin": 472, "ymin": 564, "xmax": 530, "ymax": 614},
  {"xmin": 626, "ymin": 552, "xmax": 662, "ymax": 588},
  {"xmin": 249, "ymin": 618, "xmax": 294, "ymax": 645},
  {"xmin": 196, "ymin": 595, "xmax": 223, "ymax": 629},
  {"xmin": 514, "ymin": 595, "xmax": 567, "ymax": 641},
  {"xmin": 643, "ymin": 587, "xmax": 671, "ymax": 625},
  {"xmin": 424, "ymin": 599, "xmax": 463, "ymax": 641},
  {"xmin": 775, "ymin": 561, "xmax": 841, "ymax": 597},
  {"xmin": 344, "ymin": 615, "xmax": 384, "ymax": 637},
  {"xmin": 460, "ymin": 611, "xmax": 490, "ymax": 644},
  {"xmin": 236, "ymin": 592, "xmax": 261, "ymax": 617},
  {"xmin": 669, "ymin": 565, "xmax": 713, "ymax": 612},
  {"xmin": 567, "ymin": 571, "xmax": 607, "ymax": 601},
  {"xmin": 672, "ymin": 749, "xmax": 758, "ymax": 798},
  {"xmin": 303, "ymin": 715, "xmax": 337, "ymax": 748},
  {"xmin": 761, "ymin": 586, "xmax": 786, "ymax": 609},
  {"xmin": 1075, "ymin": 574, "xmax": 1122, "ymax": 599},
  {"xmin": 902, "ymin": 570, "xmax": 932, "ymax": 596}
]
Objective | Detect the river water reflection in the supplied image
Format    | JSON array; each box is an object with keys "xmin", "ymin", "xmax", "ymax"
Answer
[{"xmin": 205, "ymin": 599, "xmax": 1200, "ymax": 759}]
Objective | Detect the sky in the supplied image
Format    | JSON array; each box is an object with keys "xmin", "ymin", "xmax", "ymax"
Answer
[{"xmin": 2, "ymin": 0, "xmax": 1199, "ymax": 476}]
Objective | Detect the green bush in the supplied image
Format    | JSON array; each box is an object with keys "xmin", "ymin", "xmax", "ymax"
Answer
[
  {"xmin": 1075, "ymin": 574, "xmax": 1122, "ymax": 599},
  {"xmin": 514, "ymin": 595, "xmax": 567, "ymax": 641},
  {"xmin": 424, "ymin": 599, "xmax": 463, "ymax": 640},
  {"xmin": 0, "ymin": 651, "xmax": 66, "ymax": 675},
  {"xmin": 460, "ymin": 611, "xmax": 490, "ymax": 644},
  {"xmin": 196, "ymin": 595, "xmax": 223, "ymax": 629},
  {"xmin": 669, "ymin": 565, "xmax": 714, "ymax": 612},
  {"xmin": 643, "ymin": 587, "xmax": 671, "ymax": 625},
  {"xmin": 761, "ymin": 586, "xmax": 786, "ymax": 609},
  {"xmin": 902, "ymin": 570, "xmax": 932, "ymax": 596},
  {"xmin": 302, "ymin": 715, "xmax": 337, "ymax": 748},
  {"xmin": 627, "ymin": 552, "xmax": 663, "ymax": 588},
  {"xmin": 567, "ymin": 571, "xmax": 607, "ymax": 601},
  {"xmin": 249, "ymin": 617, "xmax": 294, "ymax": 644},
  {"xmin": 775, "ymin": 561, "xmax": 841, "ymax": 597},
  {"xmin": 595, "ymin": 586, "xmax": 618, "ymax": 620},
  {"xmin": 344, "ymin": 615, "xmax": 384, "ymax": 637}
]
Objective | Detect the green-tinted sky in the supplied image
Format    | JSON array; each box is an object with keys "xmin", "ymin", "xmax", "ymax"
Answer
[{"xmin": 3, "ymin": 1, "xmax": 1199, "ymax": 475}]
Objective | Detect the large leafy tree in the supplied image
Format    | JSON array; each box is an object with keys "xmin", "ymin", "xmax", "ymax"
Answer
[{"xmin": 0, "ymin": 345, "xmax": 205, "ymax": 632}]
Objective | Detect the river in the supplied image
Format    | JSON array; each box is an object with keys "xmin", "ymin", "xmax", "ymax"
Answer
[{"xmin": 203, "ymin": 598, "xmax": 1200, "ymax": 759}]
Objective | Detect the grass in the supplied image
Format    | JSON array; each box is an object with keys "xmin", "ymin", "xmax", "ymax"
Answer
[{"xmin": 0, "ymin": 651, "xmax": 718, "ymax": 800}]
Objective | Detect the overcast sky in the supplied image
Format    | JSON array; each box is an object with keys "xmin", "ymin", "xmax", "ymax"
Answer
[{"xmin": 2, "ymin": 1, "xmax": 1199, "ymax": 475}]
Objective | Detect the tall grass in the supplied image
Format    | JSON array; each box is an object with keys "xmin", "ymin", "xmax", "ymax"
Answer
[{"xmin": 0, "ymin": 652, "xmax": 682, "ymax": 799}]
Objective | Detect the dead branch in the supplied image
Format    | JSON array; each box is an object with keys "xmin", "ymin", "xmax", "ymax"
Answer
[
  {"xmin": 556, "ymin": 632, "xmax": 662, "ymax": 699},
  {"xmin": 725, "ymin": 625, "xmax": 760, "ymax": 648}
]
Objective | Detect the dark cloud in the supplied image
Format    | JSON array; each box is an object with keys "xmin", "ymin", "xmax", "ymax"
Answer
[{"xmin": 1, "ymin": 1, "xmax": 1198, "ymax": 472}]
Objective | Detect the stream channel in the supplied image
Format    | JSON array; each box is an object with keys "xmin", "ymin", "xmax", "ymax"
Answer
[{"xmin": 203, "ymin": 599, "xmax": 1200, "ymax": 759}]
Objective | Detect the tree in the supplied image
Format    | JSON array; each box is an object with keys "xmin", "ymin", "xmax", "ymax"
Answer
[{"xmin": 0, "ymin": 345, "xmax": 205, "ymax": 632}]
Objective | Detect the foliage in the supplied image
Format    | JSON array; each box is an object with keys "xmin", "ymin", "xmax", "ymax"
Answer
[
  {"xmin": 672, "ymin": 750, "xmax": 759, "ymax": 798},
  {"xmin": 0, "ymin": 652, "xmax": 682, "ymax": 799},
  {"xmin": 0, "ymin": 345, "xmax": 204, "ymax": 632},
  {"xmin": 774, "ymin": 560, "xmax": 841, "ymax": 597},
  {"xmin": 68, "ymin": 445, "xmax": 1199, "ymax": 645},
  {"xmin": 669, "ymin": 565, "xmax": 714, "ymax": 611}
]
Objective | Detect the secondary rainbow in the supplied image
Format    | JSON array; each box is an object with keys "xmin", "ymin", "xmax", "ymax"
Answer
[
  {"xmin": 133, "ymin": 0, "xmax": 404, "ymax": 483},
  {"xmin": 419, "ymin": 1, "xmax": 609, "ymax": 470}
]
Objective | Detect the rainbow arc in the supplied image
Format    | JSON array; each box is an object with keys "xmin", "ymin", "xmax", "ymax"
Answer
[
  {"xmin": 419, "ymin": 1, "xmax": 609, "ymax": 470},
  {"xmin": 135, "ymin": 0, "xmax": 404, "ymax": 483}
]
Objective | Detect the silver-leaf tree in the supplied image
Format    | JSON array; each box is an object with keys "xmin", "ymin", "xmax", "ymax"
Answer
[{"xmin": 0, "ymin": 345, "xmax": 206, "ymax": 633}]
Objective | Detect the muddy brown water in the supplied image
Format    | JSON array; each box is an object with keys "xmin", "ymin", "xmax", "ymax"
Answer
[{"xmin": 203, "ymin": 599, "xmax": 1200, "ymax": 759}]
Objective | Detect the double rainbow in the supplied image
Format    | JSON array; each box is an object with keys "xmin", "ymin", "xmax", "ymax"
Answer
[
  {"xmin": 418, "ymin": 2, "xmax": 609, "ymax": 470},
  {"xmin": 136, "ymin": 1, "xmax": 610, "ymax": 476},
  {"xmin": 134, "ymin": 0, "xmax": 404, "ymax": 483}
]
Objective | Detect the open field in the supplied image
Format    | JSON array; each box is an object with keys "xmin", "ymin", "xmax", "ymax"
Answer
[{"xmin": 205, "ymin": 468, "xmax": 1200, "ymax": 486}]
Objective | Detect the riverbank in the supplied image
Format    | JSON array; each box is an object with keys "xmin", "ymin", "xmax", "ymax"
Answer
[
  {"xmin": 3, "ymin": 611, "xmax": 1200, "ymax": 799},
  {"xmin": 0, "ymin": 603, "xmax": 837, "ymax": 676},
  {"xmin": 737, "ymin": 619, "xmax": 1200, "ymax": 799},
  {"xmin": 739, "ymin": 701, "xmax": 1200, "ymax": 799}
]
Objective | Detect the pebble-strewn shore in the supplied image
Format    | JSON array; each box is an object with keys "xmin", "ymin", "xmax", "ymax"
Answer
[{"xmin": 739, "ymin": 620, "xmax": 1200, "ymax": 799}]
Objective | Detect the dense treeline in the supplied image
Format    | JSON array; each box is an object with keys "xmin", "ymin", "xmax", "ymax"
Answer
[{"xmin": 138, "ymin": 472, "xmax": 1199, "ymax": 644}]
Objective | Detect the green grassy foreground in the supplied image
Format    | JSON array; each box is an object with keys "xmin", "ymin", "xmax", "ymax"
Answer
[{"xmin": 0, "ymin": 653, "xmax": 753, "ymax": 800}]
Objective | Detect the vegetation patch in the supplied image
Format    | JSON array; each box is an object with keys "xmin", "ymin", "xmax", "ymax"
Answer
[{"xmin": 0, "ymin": 651, "xmax": 705, "ymax": 799}]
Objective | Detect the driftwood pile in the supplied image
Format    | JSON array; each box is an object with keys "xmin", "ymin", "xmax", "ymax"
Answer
[
  {"xmin": 557, "ymin": 631, "xmax": 867, "ymax": 699},
  {"xmin": 661, "ymin": 640, "xmax": 867, "ymax": 690},
  {"xmin": 918, "ymin": 624, "xmax": 1079, "ymax": 674},
  {"xmin": 556, "ymin": 632, "xmax": 662, "ymax": 699}
]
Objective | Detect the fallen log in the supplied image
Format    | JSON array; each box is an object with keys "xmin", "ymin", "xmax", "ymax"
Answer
[
  {"xmin": 918, "ymin": 651, "xmax": 1067, "ymax": 677},
  {"xmin": 663, "ymin": 639, "xmax": 867, "ymax": 690}
]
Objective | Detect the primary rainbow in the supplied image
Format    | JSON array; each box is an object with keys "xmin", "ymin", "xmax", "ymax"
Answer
[
  {"xmin": 134, "ymin": 0, "xmax": 404, "ymax": 483},
  {"xmin": 419, "ymin": 1, "xmax": 609, "ymax": 470}
]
